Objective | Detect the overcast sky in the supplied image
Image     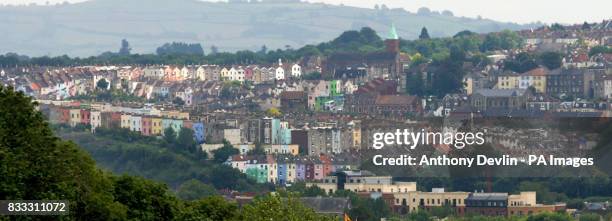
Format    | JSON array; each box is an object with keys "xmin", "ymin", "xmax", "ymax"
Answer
[{"xmin": 1, "ymin": 0, "xmax": 610, "ymax": 24}]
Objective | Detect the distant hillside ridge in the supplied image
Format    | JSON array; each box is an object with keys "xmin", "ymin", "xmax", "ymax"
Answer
[{"xmin": 0, "ymin": 0, "xmax": 537, "ymax": 56}]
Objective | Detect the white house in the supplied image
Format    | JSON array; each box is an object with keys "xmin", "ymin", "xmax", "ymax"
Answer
[
  {"xmin": 196, "ymin": 66, "xmax": 206, "ymax": 81},
  {"xmin": 275, "ymin": 59, "xmax": 285, "ymax": 80},
  {"xmin": 90, "ymin": 111, "xmax": 101, "ymax": 133},
  {"xmin": 291, "ymin": 63, "xmax": 302, "ymax": 78},
  {"xmin": 221, "ymin": 67, "xmax": 230, "ymax": 80}
]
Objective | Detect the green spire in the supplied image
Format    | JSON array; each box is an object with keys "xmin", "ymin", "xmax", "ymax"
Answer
[{"xmin": 388, "ymin": 23, "xmax": 399, "ymax": 40}]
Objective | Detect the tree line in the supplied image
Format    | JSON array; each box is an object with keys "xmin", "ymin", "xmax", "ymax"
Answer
[{"xmin": 0, "ymin": 27, "xmax": 524, "ymax": 68}]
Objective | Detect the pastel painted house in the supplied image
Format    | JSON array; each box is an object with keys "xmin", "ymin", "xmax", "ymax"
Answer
[
  {"xmin": 129, "ymin": 115, "xmax": 142, "ymax": 133},
  {"xmin": 277, "ymin": 160, "xmax": 288, "ymax": 186},
  {"xmin": 192, "ymin": 122, "xmax": 205, "ymax": 144}
]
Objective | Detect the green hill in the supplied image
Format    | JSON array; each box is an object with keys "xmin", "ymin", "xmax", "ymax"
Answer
[{"xmin": 0, "ymin": 0, "xmax": 537, "ymax": 56}]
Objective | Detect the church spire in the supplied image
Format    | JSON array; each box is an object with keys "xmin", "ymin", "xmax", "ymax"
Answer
[{"xmin": 388, "ymin": 23, "xmax": 399, "ymax": 40}]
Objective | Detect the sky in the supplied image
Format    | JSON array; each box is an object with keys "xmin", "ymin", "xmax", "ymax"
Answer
[{"xmin": 1, "ymin": 0, "xmax": 610, "ymax": 24}]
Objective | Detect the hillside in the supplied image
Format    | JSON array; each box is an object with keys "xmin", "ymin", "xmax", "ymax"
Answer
[{"xmin": 0, "ymin": 0, "xmax": 536, "ymax": 56}]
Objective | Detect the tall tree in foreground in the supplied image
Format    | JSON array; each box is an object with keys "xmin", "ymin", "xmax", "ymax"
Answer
[{"xmin": 0, "ymin": 86, "xmax": 127, "ymax": 220}]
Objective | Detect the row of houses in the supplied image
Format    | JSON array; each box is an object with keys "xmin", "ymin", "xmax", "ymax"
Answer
[
  {"xmin": 37, "ymin": 101, "xmax": 206, "ymax": 142},
  {"xmin": 226, "ymin": 154, "xmax": 358, "ymax": 186},
  {"xmin": 488, "ymin": 67, "xmax": 612, "ymax": 99},
  {"xmin": 139, "ymin": 59, "xmax": 302, "ymax": 82}
]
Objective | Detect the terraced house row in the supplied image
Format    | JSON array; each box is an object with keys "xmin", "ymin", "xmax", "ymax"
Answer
[
  {"xmin": 225, "ymin": 154, "xmax": 359, "ymax": 186},
  {"xmin": 36, "ymin": 100, "xmax": 206, "ymax": 143}
]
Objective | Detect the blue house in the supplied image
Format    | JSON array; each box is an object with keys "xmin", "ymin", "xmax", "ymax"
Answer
[
  {"xmin": 277, "ymin": 159, "xmax": 288, "ymax": 186},
  {"xmin": 192, "ymin": 122, "xmax": 205, "ymax": 144}
]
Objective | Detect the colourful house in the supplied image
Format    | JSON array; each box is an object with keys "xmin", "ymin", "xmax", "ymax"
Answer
[
  {"xmin": 151, "ymin": 117, "xmax": 162, "ymax": 135},
  {"xmin": 246, "ymin": 156, "xmax": 268, "ymax": 184},
  {"xmin": 305, "ymin": 160, "xmax": 315, "ymax": 181},
  {"xmin": 120, "ymin": 114, "xmax": 131, "ymax": 129},
  {"xmin": 296, "ymin": 161, "xmax": 306, "ymax": 181},
  {"xmin": 192, "ymin": 122, "xmax": 205, "ymax": 144},
  {"xmin": 162, "ymin": 119, "xmax": 172, "ymax": 134},
  {"xmin": 171, "ymin": 119, "xmax": 183, "ymax": 135},
  {"xmin": 314, "ymin": 160, "xmax": 324, "ymax": 180},
  {"xmin": 69, "ymin": 109, "xmax": 81, "ymax": 127},
  {"xmin": 80, "ymin": 109, "xmax": 90, "ymax": 125},
  {"xmin": 128, "ymin": 115, "xmax": 141, "ymax": 133},
  {"xmin": 286, "ymin": 162, "xmax": 297, "ymax": 184},
  {"xmin": 267, "ymin": 155, "xmax": 277, "ymax": 184},
  {"xmin": 277, "ymin": 159, "xmax": 288, "ymax": 186},
  {"xmin": 141, "ymin": 116, "xmax": 152, "ymax": 136}
]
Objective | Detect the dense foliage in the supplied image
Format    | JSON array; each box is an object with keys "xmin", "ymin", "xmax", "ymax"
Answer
[
  {"xmin": 156, "ymin": 42, "xmax": 205, "ymax": 56},
  {"xmin": 0, "ymin": 86, "xmax": 334, "ymax": 220},
  {"xmin": 54, "ymin": 126, "xmax": 265, "ymax": 193},
  {"xmin": 503, "ymin": 51, "xmax": 563, "ymax": 73}
]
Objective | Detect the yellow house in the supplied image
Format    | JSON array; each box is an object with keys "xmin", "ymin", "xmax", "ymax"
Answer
[
  {"xmin": 120, "ymin": 114, "xmax": 131, "ymax": 129},
  {"xmin": 286, "ymin": 163, "xmax": 297, "ymax": 183},
  {"xmin": 497, "ymin": 72, "xmax": 519, "ymax": 89},
  {"xmin": 151, "ymin": 117, "xmax": 163, "ymax": 135},
  {"xmin": 521, "ymin": 67, "xmax": 548, "ymax": 93},
  {"xmin": 69, "ymin": 109, "xmax": 81, "ymax": 127}
]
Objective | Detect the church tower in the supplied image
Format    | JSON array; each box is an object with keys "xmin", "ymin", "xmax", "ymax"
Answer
[{"xmin": 385, "ymin": 23, "xmax": 400, "ymax": 53}]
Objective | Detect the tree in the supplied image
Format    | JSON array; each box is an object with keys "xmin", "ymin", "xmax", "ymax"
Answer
[
  {"xmin": 156, "ymin": 42, "xmax": 205, "ymax": 56},
  {"xmin": 258, "ymin": 45, "xmax": 268, "ymax": 54},
  {"xmin": 119, "ymin": 39, "xmax": 131, "ymax": 56},
  {"xmin": 96, "ymin": 78, "xmax": 109, "ymax": 90},
  {"xmin": 164, "ymin": 127, "xmax": 177, "ymax": 144},
  {"xmin": 419, "ymin": 27, "xmax": 430, "ymax": 39},
  {"xmin": 240, "ymin": 194, "xmax": 335, "ymax": 221},
  {"xmin": 247, "ymin": 142, "xmax": 266, "ymax": 156},
  {"xmin": 526, "ymin": 212, "xmax": 572, "ymax": 221},
  {"xmin": 504, "ymin": 52, "xmax": 538, "ymax": 73},
  {"xmin": 112, "ymin": 175, "xmax": 181, "ymax": 220},
  {"xmin": 0, "ymin": 86, "xmax": 128, "ymax": 220},
  {"xmin": 453, "ymin": 30, "xmax": 476, "ymax": 38},
  {"xmin": 579, "ymin": 213, "xmax": 600, "ymax": 221},
  {"xmin": 550, "ymin": 23, "xmax": 565, "ymax": 31},
  {"xmin": 266, "ymin": 107, "xmax": 282, "ymax": 117},
  {"xmin": 209, "ymin": 165, "xmax": 250, "ymax": 189},
  {"xmin": 538, "ymin": 52, "xmax": 562, "ymax": 70},
  {"xmin": 407, "ymin": 73, "xmax": 425, "ymax": 96},
  {"xmin": 211, "ymin": 140, "xmax": 239, "ymax": 163},
  {"xmin": 176, "ymin": 179, "xmax": 218, "ymax": 200},
  {"xmin": 180, "ymin": 196, "xmax": 239, "ymax": 221},
  {"xmin": 349, "ymin": 196, "xmax": 391, "ymax": 221},
  {"xmin": 177, "ymin": 127, "xmax": 196, "ymax": 151}
]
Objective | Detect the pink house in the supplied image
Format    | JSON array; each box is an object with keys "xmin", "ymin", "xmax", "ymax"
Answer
[{"xmin": 244, "ymin": 66, "xmax": 254, "ymax": 81}]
